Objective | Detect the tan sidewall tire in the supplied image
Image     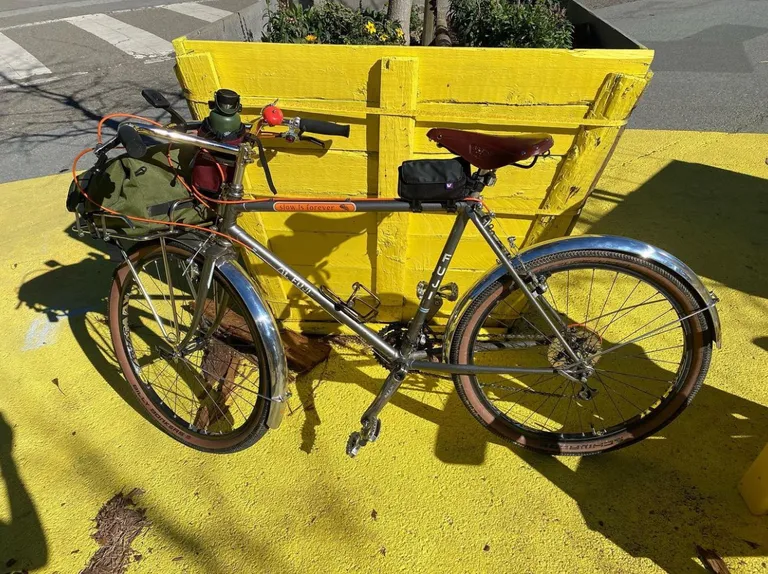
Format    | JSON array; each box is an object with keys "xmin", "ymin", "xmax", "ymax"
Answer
[
  {"xmin": 450, "ymin": 252, "xmax": 711, "ymax": 456},
  {"xmin": 108, "ymin": 242, "xmax": 270, "ymax": 453}
]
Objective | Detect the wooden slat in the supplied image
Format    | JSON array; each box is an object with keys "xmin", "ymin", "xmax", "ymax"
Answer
[{"xmin": 176, "ymin": 40, "xmax": 651, "ymax": 108}]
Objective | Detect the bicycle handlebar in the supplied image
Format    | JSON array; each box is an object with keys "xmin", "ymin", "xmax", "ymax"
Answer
[
  {"xmin": 117, "ymin": 122, "xmax": 241, "ymax": 156},
  {"xmin": 298, "ymin": 118, "xmax": 350, "ymax": 138}
]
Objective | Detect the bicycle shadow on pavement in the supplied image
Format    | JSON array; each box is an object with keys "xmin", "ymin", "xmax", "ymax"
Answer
[
  {"xmin": 585, "ymin": 160, "xmax": 768, "ymax": 300},
  {"xmin": 509, "ymin": 159, "xmax": 768, "ymax": 572},
  {"xmin": 0, "ymin": 412, "xmax": 48, "ymax": 572},
  {"xmin": 304, "ymin": 159, "xmax": 768, "ymax": 572},
  {"xmin": 16, "ymin": 229, "xmax": 150, "ymax": 422}
]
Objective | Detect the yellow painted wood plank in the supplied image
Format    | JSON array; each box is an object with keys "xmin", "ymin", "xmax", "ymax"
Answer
[
  {"xmin": 406, "ymin": 236, "xmax": 503, "ymax": 271},
  {"xmin": 524, "ymin": 72, "xmax": 652, "ymax": 246},
  {"xmin": 243, "ymin": 150, "xmax": 374, "ymax": 197},
  {"xmin": 237, "ymin": 212, "xmax": 289, "ymax": 312},
  {"xmin": 257, "ymin": 212, "xmax": 377, "ymax": 234},
  {"xmin": 173, "ymin": 39, "xmax": 653, "ymax": 332},
  {"xmin": 374, "ymin": 57, "xmax": 418, "ymax": 319},
  {"xmin": 177, "ymin": 41, "xmax": 652, "ymax": 107},
  {"xmin": 408, "ymin": 213, "xmax": 537, "ymax": 239},
  {"xmin": 416, "ymin": 103, "xmax": 592, "ymax": 125}
]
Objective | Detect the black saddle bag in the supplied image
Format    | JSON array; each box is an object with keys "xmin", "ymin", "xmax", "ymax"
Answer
[{"xmin": 398, "ymin": 157, "xmax": 470, "ymax": 201}]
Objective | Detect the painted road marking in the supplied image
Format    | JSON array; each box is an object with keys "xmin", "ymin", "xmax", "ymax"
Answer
[
  {"xmin": 0, "ymin": 31, "xmax": 51, "ymax": 81},
  {"xmin": 0, "ymin": 0, "xmax": 124, "ymax": 20},
  {"xmin": 65, "ymin": 13, "xmax": 173, "ymax": 60},
  {"xmin": 162, "ymin": 2, "xmax": 231, "ymax": 22}
]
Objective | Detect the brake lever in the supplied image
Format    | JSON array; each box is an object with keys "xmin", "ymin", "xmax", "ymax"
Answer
[{"xmin": 299, "ymin": 134, "xmax": 326, "ymax": 148}]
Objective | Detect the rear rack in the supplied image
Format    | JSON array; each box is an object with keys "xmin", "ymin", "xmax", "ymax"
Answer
[{"xmin": 73, "ymin": 198, "xmax": 214, "ymax": 243}]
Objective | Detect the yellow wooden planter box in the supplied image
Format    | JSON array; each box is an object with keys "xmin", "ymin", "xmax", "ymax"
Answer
[{"xmin": 173, "ymin": 3, "xmax": 653, "ymax": 333}]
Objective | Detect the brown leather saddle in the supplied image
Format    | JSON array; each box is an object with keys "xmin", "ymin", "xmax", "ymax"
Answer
[{"xmin": 427, "ymin": 128, "xmax": 554, "ymax": 170}]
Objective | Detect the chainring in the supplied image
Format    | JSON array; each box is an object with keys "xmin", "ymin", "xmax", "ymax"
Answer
[{"xmin": 372, "ymin": 322, "xmax": 440, "ymax": 367}]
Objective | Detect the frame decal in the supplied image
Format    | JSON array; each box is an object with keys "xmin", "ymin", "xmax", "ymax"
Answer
[{"xmin": 274, "ymin": 201, "xmax": 356, "ymax": 213}]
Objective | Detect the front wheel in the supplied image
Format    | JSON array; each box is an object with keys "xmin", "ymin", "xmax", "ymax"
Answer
[
  {"xmin": 449, "ymin": 249, "xmax": 712, "ymax": 455},
  {"xmin": 108, "ymin": 240, "xmax": 273, "ymax": 453}
]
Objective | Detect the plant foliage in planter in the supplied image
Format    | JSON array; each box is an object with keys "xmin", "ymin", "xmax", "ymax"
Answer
[
  {"xmin": 263, "ymin": 0, "xmax": 573, "ymax": 49},
  {"xmin": 449, "ymin": 0, "xmax": 573, "ymax": 48},
  {"xmin": 263, "ymin": 1, "xmax": 408, "ymax": 45}
]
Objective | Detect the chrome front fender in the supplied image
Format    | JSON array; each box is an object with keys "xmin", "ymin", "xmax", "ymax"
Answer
[
  {"xmin": 216, "ymin": 259, "xmax": 289, "ymax": 429},
  {"xmin": 443, "ymin": 235, "xmax": 722, "ymax": 361},
  {"xmin": 170, "ymin": 236, "xmax": 289, "ymax": 429}
]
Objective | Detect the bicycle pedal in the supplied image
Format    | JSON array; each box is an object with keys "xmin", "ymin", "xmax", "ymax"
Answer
[
  {"xmin": 346, "ymin": 431, "xmax": 365, "ymax": 458},
  {"xmin": 366, "ymin": 418, "xmax": 382, "ymax": 443},
  {"xmin": 439, "ymin": 283, "xmax": 459, "ymax": 302},
  {"xmin": 417, "ymin": 281, "xmax": 458, "ymax": 302}
]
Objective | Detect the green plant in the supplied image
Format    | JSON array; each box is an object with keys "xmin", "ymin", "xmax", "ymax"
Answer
[
  {"xmin": 263, "ymin": 1, "xmax": 408, "ymax": 45},
  {"xmin": 449, "ymin": 0, "xmax": 573, "ymax": 48}
]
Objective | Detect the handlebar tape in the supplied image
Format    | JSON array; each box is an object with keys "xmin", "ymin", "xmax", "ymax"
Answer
[{"xmin": 299, "ymin": 118, "xmax": 350, "ymax": 138}]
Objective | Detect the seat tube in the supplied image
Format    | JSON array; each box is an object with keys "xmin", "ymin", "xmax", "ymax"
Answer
[{"xmin": 402, "ymin": 206, "xmax": 469, "ymax": 354}]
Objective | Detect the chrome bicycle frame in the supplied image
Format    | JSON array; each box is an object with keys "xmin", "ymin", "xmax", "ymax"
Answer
[
  {"xmin": 120, "ymin": 122, "xmax": 721, "ymax": 377},
  {"xmin": 114, "ymin": 121, "xmax": 720, "ymax": 453}
]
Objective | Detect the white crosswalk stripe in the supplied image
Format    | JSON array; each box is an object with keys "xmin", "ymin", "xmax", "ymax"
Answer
[
  {"xmin": 0, "ymin": 31, "xmax": 51, "ymax": 81},
  {"xmin": 161, "ymin": 2, "xmax": 231, "ymax": 22},
  {"xmin": 65, "ymin": 13, "xmax": 173, "ymax": 60}
]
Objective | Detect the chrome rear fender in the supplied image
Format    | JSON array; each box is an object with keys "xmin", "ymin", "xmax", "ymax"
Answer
[{"xmin": 443, "ymin": 235, "xmax": 722, "ymax": 361}]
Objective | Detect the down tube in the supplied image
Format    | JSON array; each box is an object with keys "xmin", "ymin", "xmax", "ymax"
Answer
[{"xmin": 227, "ymin": 225, "xmax": 400, "ymax": 363}]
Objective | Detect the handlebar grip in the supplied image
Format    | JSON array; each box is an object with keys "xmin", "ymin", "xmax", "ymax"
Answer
[
  {"xmin": 299, "ymin": 118, "xmax": 350, "ymax": 138},
  {"xmin": 118, "ymin": 124, "xmax": 147, "ymax": 159}
]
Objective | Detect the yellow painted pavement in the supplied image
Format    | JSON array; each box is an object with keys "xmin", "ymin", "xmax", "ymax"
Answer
[{"xmin": 0, "ymin": 129, "xmax": 767, "ymax": 573}]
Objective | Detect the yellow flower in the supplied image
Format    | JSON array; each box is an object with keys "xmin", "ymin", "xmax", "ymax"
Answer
[
  {"xmin": 365, "ymin": 21, "xmax": 376, "ymax": 34},
  {"xmin": 305, "ymin": 34, "xmax": 317, "ymax": 42},
  {"xmin": 379, "ymin": 33, "xmax": 388, "ymax": 41},
  {"xmin": 395, "ymin": 28, "xmax": 404, "ymax": 39}
]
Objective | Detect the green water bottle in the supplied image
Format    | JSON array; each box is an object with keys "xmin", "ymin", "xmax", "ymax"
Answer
[{"xmin": 205, "ymin": 89, "xmax": 243, "ymax": 139}]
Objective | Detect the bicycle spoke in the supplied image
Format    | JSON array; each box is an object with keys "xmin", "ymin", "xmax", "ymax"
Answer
[
  {"xmin": 521, "ymin": 378, "xmax": 568, "ymax": 428},
  {"xmin": 594, "ymin": 271, "xmax": 618, "ymax": 332},
  {"xmin": 484, "ymin": 374, "xmax": 559, "ymax": 406},
  {"xmin": 594, "ymin": 370, "xmax": 666, "ymax": 399},
  {"xmin": 584, "ymin": 268, "xmax": 595, "ymax": 325},
  {"xmin": 598, "ymin": 278, "xmax": 641, "ymax": 338},
  {"xmin": 596, "ymin": 368, "xmax": 675, "ymax": 384},
  {"xmin": 122, "ymin": 251, "xmax": 267, "ymax": 434},
  {"xmin": 561, "ymin": 387, "xmax": 574, "ymax": 435},
  {"xmin": 595, "ymin": 372, "xmax": 625, "ymax": 422},
  {"xmin": 539, "ymin": 379, "xmax": 571, "ymax": 431},
  {"xmin": 594, "ymin": 372, "xmax": 646, "ymax": 413},
  {"xmin": 599, "ymin": 291, "xmax": 659, "ymax": 339}
]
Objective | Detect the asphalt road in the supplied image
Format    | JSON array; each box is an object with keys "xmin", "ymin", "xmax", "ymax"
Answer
[{"xmin": 0, "ymin": 0, "xmax": 767, "ymax": 184}]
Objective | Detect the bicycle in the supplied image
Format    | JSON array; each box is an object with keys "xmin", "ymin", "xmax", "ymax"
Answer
[{"xmin": 70, "ymin": 88, "xmax": 721, "ymax": 457}]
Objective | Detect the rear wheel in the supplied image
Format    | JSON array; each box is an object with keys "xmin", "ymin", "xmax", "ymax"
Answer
[
  {"xmin": 449, "ymin": 249, "xmax": 712, "ymax": 455},
  {"xmin": 108, "ymin": 241, "xmax": 272, "ymax": 453}
]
